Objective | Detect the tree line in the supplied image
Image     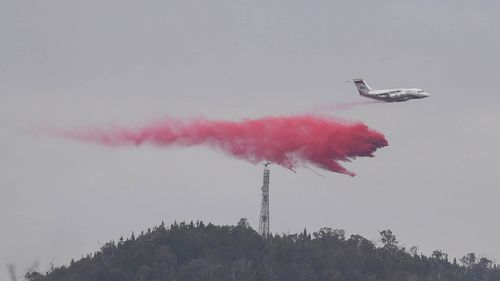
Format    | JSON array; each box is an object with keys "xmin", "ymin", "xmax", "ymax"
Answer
[{"xmin": 26, "ymin": 219, "xmax": 500, "ymax": 281}]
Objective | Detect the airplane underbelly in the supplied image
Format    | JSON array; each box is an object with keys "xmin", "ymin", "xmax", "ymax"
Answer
[{"xmin": 392, "ymin": 96, "xmax": 410, "ymax": 101}]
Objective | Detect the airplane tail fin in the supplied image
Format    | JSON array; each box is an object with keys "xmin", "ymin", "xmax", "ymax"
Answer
[{"xmin": 353, "ymin": 79, "xmax": 371, "ymax": 95}]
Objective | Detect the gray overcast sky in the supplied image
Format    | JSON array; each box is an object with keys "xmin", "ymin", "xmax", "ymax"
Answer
[{"xmin": 1, "ymin": 0, "xmax": 500, "ymax": 279}]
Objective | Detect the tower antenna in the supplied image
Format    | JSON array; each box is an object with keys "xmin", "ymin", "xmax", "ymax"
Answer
[{"xmin": 259, "ymin": 161, "xmax": 271, "ymax": 236}]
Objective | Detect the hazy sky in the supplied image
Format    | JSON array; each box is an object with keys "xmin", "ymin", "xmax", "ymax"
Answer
[{"xmin": 1, "ymin": 0, "xmax": 500, "ymax": 279}]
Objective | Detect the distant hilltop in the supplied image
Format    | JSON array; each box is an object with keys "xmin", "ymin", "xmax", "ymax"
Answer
[{"xmin": 26, "ymin": 220, "xmax": 499, "ymax": 281}]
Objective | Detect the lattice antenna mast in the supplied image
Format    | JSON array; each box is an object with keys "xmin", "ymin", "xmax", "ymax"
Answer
[{"xmin": 259, "ymin": 162, "xmax": 271, "ymax": 236}]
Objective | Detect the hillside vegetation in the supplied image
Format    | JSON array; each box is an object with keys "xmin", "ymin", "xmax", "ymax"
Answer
[{"xmin": 27, "ymin": 220, "xmax": 499, "ymax": 281}]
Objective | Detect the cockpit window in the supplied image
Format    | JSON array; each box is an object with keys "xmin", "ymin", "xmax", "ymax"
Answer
[{"xmin": 417, "ymin": 90, "xmax": 424, "ymax": 93}]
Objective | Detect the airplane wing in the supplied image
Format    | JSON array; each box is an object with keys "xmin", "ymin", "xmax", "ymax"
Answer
[{"xmin": 374, "ymin": 90, "xmax": 401, "ymax": 97}]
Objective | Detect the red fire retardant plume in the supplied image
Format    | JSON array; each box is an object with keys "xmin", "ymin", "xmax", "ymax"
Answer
[{"xmin": 57, "ymin": 115, "xmax": 388, "ymax": 176}]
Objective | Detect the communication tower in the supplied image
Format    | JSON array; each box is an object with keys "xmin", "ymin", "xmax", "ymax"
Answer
[{"xmin": 259, "ymin": 162, "xmax": 271, "ymax": 236}]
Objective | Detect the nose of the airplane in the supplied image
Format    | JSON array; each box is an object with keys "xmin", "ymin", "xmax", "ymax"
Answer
[{"xmin": 422, "ymin": 92, "xmax": 430, "ymax": 98}]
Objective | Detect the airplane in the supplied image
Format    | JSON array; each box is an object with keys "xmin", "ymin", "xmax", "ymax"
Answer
[{"xmin": 353, "ymin": 79, "xmax": 429, "ymax": 102}]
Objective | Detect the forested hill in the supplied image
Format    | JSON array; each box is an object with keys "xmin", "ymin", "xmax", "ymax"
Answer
[{"xmin": 27, "ymin": 220, "xmax": 499, "ymax": 281}]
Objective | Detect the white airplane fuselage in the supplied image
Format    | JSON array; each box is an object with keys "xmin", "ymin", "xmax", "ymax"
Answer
[{"xmin": 353, "ymin": 79, "xmax": 429, "ymax": 102}]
